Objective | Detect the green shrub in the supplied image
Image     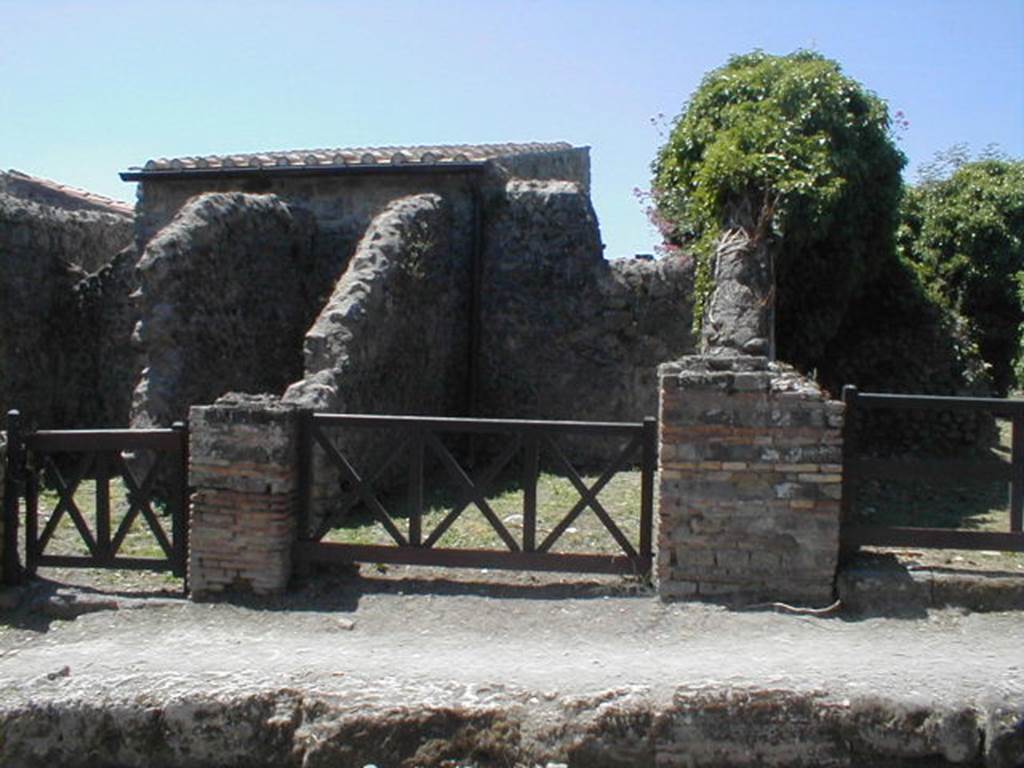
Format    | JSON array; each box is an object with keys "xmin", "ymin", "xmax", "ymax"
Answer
[
  {"xmin": 898, "ymin": 152, "xmax": 1024, "ymax": 394},
  {"xmin": 652, "ymin": 50, "xmax": 905, "ymax": 370}
]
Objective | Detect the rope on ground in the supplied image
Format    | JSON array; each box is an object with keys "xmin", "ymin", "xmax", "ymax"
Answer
[{"xmin": 736, "ymin": 599, "xmax": 843, "ymax": 616}]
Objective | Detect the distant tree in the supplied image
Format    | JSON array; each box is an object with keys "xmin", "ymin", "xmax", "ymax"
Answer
[
  {"xmin": 651, "ymin": 50, "xmax": 906, "ymax": 369},
  {"xmin": 898, "ymin": 152, "xmax": 1024, "ymax": 393}
]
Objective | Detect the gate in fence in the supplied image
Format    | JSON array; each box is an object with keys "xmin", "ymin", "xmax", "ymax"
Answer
[
  {"xmin": 294, "ymin": 413, "xmax": 657, "ymax": 576},
  {"xmin": 841, "ymin": 386, "xmax": 1024, "ymax": 553},
  {"xmin": 2, "ymin": 410, "xmax": 189, "ymax": 586}
]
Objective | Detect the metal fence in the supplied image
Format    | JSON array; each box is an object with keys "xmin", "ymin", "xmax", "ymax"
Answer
[
  {"xmin": 841, "ymin": 387, "xmax": 1024, "ymax": 553},
  {"xmin": 2, "ymin": 410, "xmax": 189, "ymax": 586},
  {"xmin": 295, "ymin": 413, "xmax": 658, "ymax": 575}
]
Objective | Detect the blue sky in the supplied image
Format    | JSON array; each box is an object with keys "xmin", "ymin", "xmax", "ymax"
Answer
[{"xmin": 2, "ymin": 0, "xmax": 1022, "ymax": 258}]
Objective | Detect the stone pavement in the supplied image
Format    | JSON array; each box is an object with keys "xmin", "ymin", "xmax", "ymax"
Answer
[{"xmin": 0, "ymin": 573, "xmax": 1021, "ymax": 767}]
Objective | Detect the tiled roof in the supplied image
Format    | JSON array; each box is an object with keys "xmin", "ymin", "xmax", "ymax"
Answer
[
  {"xmin": 129, "ymin": 142, "xmax": 574, "ymax": 173},
  {"xmin": 2, "ymin": 169, "xmax": 133, "ymax": 215}
]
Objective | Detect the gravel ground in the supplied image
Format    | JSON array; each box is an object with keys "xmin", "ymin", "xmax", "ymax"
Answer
[{"xmin": 1, "ymin": 566, "xmax": 1021, "ymax": 712}]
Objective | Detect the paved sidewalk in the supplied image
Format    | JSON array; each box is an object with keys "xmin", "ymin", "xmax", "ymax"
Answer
[
  {"xmin": 0, "ymin": 573, "xmax": 1021, "ymax": 766},
  {"xmin": 1, "ymin": 575, "xmax": 1020, "ymax": 707}
]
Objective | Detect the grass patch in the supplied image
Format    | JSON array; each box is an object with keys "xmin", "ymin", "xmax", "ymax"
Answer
[
  {"xmin": 854, "ymin": 417, "xmax": 1024, "ymax": 571},
  {"xmin": 16, "ymin": 477, "xmax": 180, "ymax": 590},
  {"xmin": 322, "ymin": 469, "xmax": 645, "ymax": 556}
]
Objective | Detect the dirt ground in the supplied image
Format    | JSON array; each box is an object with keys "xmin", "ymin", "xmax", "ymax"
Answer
[{"xmin": 0, "ymin": 562, "xmax": 1021, "ymax": 716}]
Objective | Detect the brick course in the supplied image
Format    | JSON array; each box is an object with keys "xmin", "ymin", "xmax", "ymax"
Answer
[
  {"xmin": 188, "ymin": 394, "xmax": 301, "ymax": 598},
  {"xmin": 657, "ymin": 355, "xmax": 843, "ymax": 604}
]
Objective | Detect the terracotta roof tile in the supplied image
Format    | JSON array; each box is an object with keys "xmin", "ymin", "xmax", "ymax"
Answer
[{"xmin": 129, "ymin": 141, "xmax": 574, "ymax": 173}]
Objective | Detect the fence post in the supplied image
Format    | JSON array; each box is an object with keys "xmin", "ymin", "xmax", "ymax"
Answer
[
  {"xmin": 2, "ymin": 410, "xmax": 23, "ymax": 586},
  {"xmin": 296, "ymin": 411, "xmax": 313, "ymax": 540},
  {"xmin": 1011, "ymin": 411, "xmax": 1023, "ymax": 534},
  {"xmin": 171, "ymin": 421, "xmax": 189, "ymax": 586},
  {"xmin": 521, "ymin": 432, "xmax": 539, "ymax": 552},
  {"xmin": 408, "ymin": 427, "xmax": 424, "ymax": 547},
  {"xmin": 639, "ymin": 416, "xmax": 657, "ymax": 575},
  {"xmin": 840, "ymin": 386, "xmax": 859, "ymax": 561},
  {"xmin": 95, "ymin": 451, "xmax": 112, "ymax": 564}
]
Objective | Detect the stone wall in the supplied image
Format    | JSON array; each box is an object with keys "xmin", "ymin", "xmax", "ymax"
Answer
[
  {"xmin": 0, "ymin": 187, "xmax": 134, "ymax": 428},
  {"xmin": 69, "ymin": 247, "xmax": 140, "ymax": 427},
  {"xmin": 284, "ymin": 193, "xmax": 467, "ymax": 415},
  {"xmin": 135, "ymin": 171, "xmax": 477, "ymax": 311},
  {"xmin": 478, "ymin": 180, "xmax": 694, "ymax": 443},
  {"xmin": 188, "ymin": 394, "xmax": 301, "ymax": 597},
  {"xmin": 1, "ymin": 154, "xmax": 693, "ymax": 445},
  {"xmin": 283, "ymin": 193, "xmax": 468, "ymax": 532},
  {"xmin": 484, "ymin": 146, "xmax": 591, "ymax": 194},
  {"xmin": 658, "ymin": 355, "xmax": 843, "ymax": 604},
  {"xmin": 0, "ymin": 170, "xmax": 133, "ymax": 272},
  {"xmin": 130, "ymin": 151, "xmax": 586, "ymax": 358},
  {"xmin": 127, "ymin": 151, "xmax": 692, "ymax": 444},
  {"xmin": 0, "ymin": 428, "xmax": 6, "ymax": 583},
  {"xmin": 130, "ymin": 193, "xmax": 316, "ymax": 429}
]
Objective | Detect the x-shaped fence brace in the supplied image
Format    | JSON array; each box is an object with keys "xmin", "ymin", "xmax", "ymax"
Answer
[
  {"xmin": 31, "ymin": 450, "xmax": 174, "ymax": 563},
  {"xmin": 310, "ymin": 422, "xmax": 643, "ymax": 561}
]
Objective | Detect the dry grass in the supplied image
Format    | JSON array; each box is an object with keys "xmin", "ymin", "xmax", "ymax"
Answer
[
  {"xmin": 19, "ymin": 478, "xmax": 180, "ymax": 591},
  {"xmin": 323, "ymin": 470, "xmax": 644, "ymax": 556},
  {"xmin": 853, "ymin": 417, "xmax": 1024, "ymax": 572}
]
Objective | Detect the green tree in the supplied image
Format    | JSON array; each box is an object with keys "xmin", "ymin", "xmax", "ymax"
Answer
[
  {"xmin": 898, "ymin": 152, "xmax": 1024, "ymax": 393},
  {"xmin": 652, "ymin": 50, "xmax": 906, "ymax": 370}
]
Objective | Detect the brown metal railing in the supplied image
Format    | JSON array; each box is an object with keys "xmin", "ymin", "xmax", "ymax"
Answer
[
  {"xmin": 295, "ymin": 413, "xmax": 658, "ymax": 575},
  {"xmin": 841, "ymin": 386, "xmax": 1024, "ymax": 553},
  {"xmin": 1, "ymin": 410, "xmax": 189, "ymax": 585}
]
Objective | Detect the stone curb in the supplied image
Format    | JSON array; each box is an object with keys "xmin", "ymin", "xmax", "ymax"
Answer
[{"xmin": 837, "ymin": 562, "xmax": 1024, "ymax": 614}]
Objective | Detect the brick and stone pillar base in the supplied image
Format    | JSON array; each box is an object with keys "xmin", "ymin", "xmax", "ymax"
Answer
[
  {"xmin": 657, "ymin": 356, "xmax": 844, "ymax": 604},
  {"xmin": 188, "ymin": 394, "xmax": 301, "ymax": 598}
]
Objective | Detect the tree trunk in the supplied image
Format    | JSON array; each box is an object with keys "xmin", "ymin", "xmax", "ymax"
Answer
[{"xmin": 700, "ymin": 195, "xmax": 776, "ymax": 358}]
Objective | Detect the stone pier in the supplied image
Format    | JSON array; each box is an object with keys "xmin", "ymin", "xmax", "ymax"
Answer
[
  {"xmin": 657, "ymin": 355, "xmax": 844, "ymax": 604},
  {"xmin": 187, "ymin": 394, "xmax": 302, "ymax": 598}
]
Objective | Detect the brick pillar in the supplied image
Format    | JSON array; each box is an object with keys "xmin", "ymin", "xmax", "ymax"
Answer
[
  {"xmin": 657, "ymin": 355, "xmax": 844, "ymax": 604},
  {"xmin": 188, "ymin": 394, "xmax": 302, "ymax": 598}
]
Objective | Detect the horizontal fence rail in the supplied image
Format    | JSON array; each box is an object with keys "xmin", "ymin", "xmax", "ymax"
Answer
[
  {"xmin": 841, "ymin": 386, "xmax": 1024, "ymax": 553},
  {"xmin": 1, "ymin": 410, "xmax": 189, "ymax": 586},
  {"xmin": 296, "ymin": 413, "xmax": 657, "ymax": 576}
]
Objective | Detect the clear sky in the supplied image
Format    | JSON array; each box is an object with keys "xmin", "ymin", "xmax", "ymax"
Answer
[{"xmin": 2, "ymin": 0, "xmax": 1022, "ymax": 259}]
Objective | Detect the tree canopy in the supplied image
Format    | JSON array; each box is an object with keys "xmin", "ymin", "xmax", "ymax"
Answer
[
  {"xmin": 652, "ymin": 50, "xmax": 906, "ymax": 371},
  {"xmin": 897, "ymin": 152, "xmax": 1024, "ymax": 393}
]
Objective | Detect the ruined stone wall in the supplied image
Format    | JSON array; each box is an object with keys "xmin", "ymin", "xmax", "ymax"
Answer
[
  {"xmin": 0, "ymin": 188, "xmax": 135, "ymax": 427},
  {"xmin": 0, "ymin": 429, "xmax": 6, "ymax": 582},
  {"xmin": 135, "ymin": 172, "xmax": 477, "ymax": 315},
  {"xmin": 658, "ymin": 355, "xmax": 843, "ymax": 604},
  {"xmin": 478, "ymin": 179, "xmax": 694, "ymax": 441},
  {"xmin": 0, "ymin": 152, "xmax": 688, "ymax": 441},
  {"xmin": 0, "ymin": 171, "xmax": 133, "ymax": 273},
  {"xmin": 284, "ymin": 193, "xmax": 467, "ymax": 415},
  {"xmin": 69, "ymin": 247, "xmax": 140, "ymax": 426},
  {"xmin": 130, "ymin": 193, "xmax": 316, "ymax": 429},
  {"xmin": 283, "ymin": 193, "xmax": 468, "ymax": 532},
  {"xmin": 484, "ymin": 146, "xmax": 591, "ymax": 195},
  {"xmin": 132, "ymin": 151, "xmax": 585, "ymax": 324},
  {"xmin": 0, "ymin": 193, "xmax": 84, "ymax": 426}
]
